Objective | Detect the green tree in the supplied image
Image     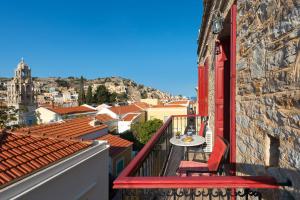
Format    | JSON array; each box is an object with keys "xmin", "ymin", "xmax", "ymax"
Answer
[
  {"xmin": 93, "ymin": 85, "xmax": 110, "ymax": 104},
  {"xmin": 86, "ymin": 85, "xmax": 93, "ymax": 104},
  {"xmin": 141, "ymin": 91, "xmax": 148, "ymax": 99},
  {"xmin": 78, "ymin": 76, "xmax": 86, "ymax": 105},
  {"xmin": 55, "ymin": 79, "xmax": 69, "ymax": 88},
  {"xmin": 131, "ymin": 119, "xmax": 163, "ymax": 144},
  {"xmin": 109, "ymin": 92, "xmax": 118, "ymax": 103},
  {"xmin": 117, "ymin": 92, "xmax": 128, "ymax": 102},
  {"xmin": 119, "ymin": 131, "xmax": 143, "ymax": 151}
]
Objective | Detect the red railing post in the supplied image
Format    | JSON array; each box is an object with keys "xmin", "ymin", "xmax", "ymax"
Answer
[{"xmin": 230, "ymin": 2, "xmax": 237, "ymax": 177}]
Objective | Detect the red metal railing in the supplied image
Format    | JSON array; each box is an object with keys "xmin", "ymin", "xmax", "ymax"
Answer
[{"xmin": 113, "ymin": 115, "xmax": 286, "ymax": 199}]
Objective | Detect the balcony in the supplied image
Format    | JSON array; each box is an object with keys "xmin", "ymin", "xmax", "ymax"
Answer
[{"xmin": 113, "ymin": 115, "xmax": 290, "ymax": 199}]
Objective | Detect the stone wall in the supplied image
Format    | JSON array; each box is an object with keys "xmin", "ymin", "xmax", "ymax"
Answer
[
  {"xmin": 236, "ymin": 0, "xmax": 300, "ymax": 199},
  {"xmin": 208, "ymin": 45, "xmax": 216, "ymax": 134}
]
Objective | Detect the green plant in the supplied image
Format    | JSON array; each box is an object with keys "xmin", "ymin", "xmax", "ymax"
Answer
[
  {"xmin": 131, "ymin": 119, "xmax": 163, "ymax": 144},
  {"xmin": 119, "ymin": 131, "xmax": 143, "ymax": 151}
]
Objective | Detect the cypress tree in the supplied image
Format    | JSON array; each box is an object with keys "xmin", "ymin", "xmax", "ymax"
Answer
[
  {"xmin": 78, "ymin": 76, "xmax": 86, "ymax": 105},
  {"xmin": 86, "ymin": 85, "xmax": 93, "ymax": 104}
]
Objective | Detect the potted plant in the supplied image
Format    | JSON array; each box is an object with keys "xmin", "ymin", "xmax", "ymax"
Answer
[{"xmin": 175, "ymin": 131, "xmax": 181, "ymax": 139}]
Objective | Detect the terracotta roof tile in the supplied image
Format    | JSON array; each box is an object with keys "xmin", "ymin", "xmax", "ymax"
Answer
[
  {"xmin": 166, "ymin": 100, "xmax": 190, "ymax": 105},
  {"xmin": 133, "ymin": 102, "xmax": 151, "ymax": 109},
  {"xmin": 122, "ymin": 113, "xmax": 140, "ymax": 122},
  {"xmin": 109, "ymin": 104, "xmax": 143, "ymax": 115},
  {"xmin": 47, "ymin": 105, "xmax": 96, "ymax": 115},
  {"xmin": 16, "ymin": 116, "xmax": 107, "ymax": 140},
  {"xmin": 95, "ymin": 114, "xmax": 115, "ymax": 122},
  {"xmin": 152, "ymin": 105, "xmax": 186, "ymax": 108},
  {"xmin": 96, "ymin": 134, "xmax": 132, "ymax": 157},
  {"xmin": 0, "ymin": 132, "xmax": 91, "ymax": 187}
]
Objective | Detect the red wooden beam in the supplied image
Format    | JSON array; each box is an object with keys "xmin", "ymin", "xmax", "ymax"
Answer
[{"xmin": 114, "ymin": 176, "xmax": 280, "ymax": 189}]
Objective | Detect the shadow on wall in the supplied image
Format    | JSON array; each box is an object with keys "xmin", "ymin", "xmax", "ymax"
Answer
[{"xmin": 235, "ymin": 162, "xmax": 298, "ymax": 200}]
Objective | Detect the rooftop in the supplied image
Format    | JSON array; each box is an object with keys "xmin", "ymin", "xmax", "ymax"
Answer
[
  {"xmin": 47, "ymin": 105, "xmax": 96, "ymax": 115},
  {"xmin": 109, "ymin": 104, "xmax": 143, "ymax": 115},
  {"xmin": 151, "ymin": 104, "xmax": 186, "ymax": 108},
  {"xmin": 96, "ymin": 134, "xmax": 132, "ymax": 157},
  {"xmin": 166, "ymin": 100, "xmax": 190, "ymax": 106},
  {"xmin": 122, "ymin": 113, "xmax": 140, "ymax": 122},
  {"xmin": 95, "ymin": 114, "xmax": 116, "ymax": 122},
  {"xmin": 133, "ymin": 102, "xmax": 151, "ymax": 110},
  {"xmin": 0, "ymin": 132, "xmax": 91, "ymax": 187},
  {"xmin": 16, "ymin": 117, "xmax": 108, "ymax": 140}
]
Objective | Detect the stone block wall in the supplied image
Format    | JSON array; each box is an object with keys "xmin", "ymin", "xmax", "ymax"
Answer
[
  {"xmin": 208, "ymin": 46, "xmax": 216, "ymax": 134},
  {"xmin": 236, "ymin": 0, "xmax": 300, "ymax": 199}
]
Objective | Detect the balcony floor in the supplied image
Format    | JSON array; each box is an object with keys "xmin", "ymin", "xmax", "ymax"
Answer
[{"xmin": 164, "ymin": 146, "xmax": 209, "ymax": 176}]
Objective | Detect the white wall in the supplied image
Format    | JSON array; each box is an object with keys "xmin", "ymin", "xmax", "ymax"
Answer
[
  {"xmin": 105, "ymin": 120, "xmax": 118, "ymax": 132},
  {"xmin": 0, "ymin": 141, "xmax": 109, "ymax": 200},
  {"xmin": 35, "ymin": 107, "xmax": 61, "ymax": 124},
  {"xmin": 118, "ymin": 121, "xmax": 131, "ymax": 133}
]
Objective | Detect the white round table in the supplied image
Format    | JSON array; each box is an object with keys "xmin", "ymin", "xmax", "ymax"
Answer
[
  {"xmin": 170, "ymin": 135, "xmax": 205, "ymax": 160},
  {"xmin": 170, "ymin": 135, "xmax": 205, "ymax": 147}
]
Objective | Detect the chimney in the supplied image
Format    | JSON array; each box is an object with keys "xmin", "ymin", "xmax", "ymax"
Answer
[{"xmin": 89, "ymin": 118, "xmax": 101, "ymax": 127}]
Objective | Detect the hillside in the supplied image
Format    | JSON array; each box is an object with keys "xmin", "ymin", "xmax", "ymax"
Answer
[{"xmin": 33, "ymin": 76, "xmax": 171, "ymax": 101}]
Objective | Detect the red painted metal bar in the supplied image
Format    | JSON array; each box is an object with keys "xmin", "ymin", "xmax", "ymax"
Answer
[
  {"xmin": 114, "ymin": 176, "xmax": 279, "ymax": 189},
  {"xmin": 230, "ymin": 3, "xmax": 237, "ymax": 176}
]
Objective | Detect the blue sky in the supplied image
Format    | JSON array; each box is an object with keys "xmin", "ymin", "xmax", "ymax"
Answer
[{"xmin": 0, "ymin": 0, "xmax": 203, "ymax": 96}]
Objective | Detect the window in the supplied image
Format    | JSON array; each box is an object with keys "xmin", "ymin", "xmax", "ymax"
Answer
[
  {"xmin": 116, "ymin": 158, "xmax": 125, "ymax": 176},
  {"xmin": 265, "ymin": 134, "xmax": 280, "ymax": 167}
]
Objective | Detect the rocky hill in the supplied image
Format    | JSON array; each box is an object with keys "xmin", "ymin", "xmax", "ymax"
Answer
[{"xmin": 32, "ymin": 76, "xmax": 171, "ymax": 101}]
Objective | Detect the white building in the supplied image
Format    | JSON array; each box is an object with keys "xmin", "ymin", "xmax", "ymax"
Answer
[
  {"xmin": 97, "ymin": 103, "xmax": 148, "ymax": 133},
  {"xmin": 35, "ymin": 104, "xmax": 98, "ymax": 124},
  {"xmin": 118, "ymin": 113, "xmax": 142, "ymax": 133}
]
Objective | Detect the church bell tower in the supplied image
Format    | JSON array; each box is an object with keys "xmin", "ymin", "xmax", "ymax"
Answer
[{"xmin": 6, "ymin": 58, "xmax": 36, "ymax": 125}]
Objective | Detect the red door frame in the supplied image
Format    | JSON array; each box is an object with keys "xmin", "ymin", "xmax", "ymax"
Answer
[
  {"xmin": 197, "ymin": 60, "xmax": 209, "ymax": 116},
  {"xmin": 198, "ymin": 65, "xmax": 205, "ymax": 116},
  {"xmin": 230, "ymin": 3, "xmax": 237, "ymax": 175},
  {"xmin": 204, "ymin": 59, "xmax": 209, "ymax": 116},
  {"xmin": 214, "ymin": 4, "xmax": 237, "ymax": 176},
  {"xmin": 215, "ymin": 42, "xmax": 227, "ymax": 138}
]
